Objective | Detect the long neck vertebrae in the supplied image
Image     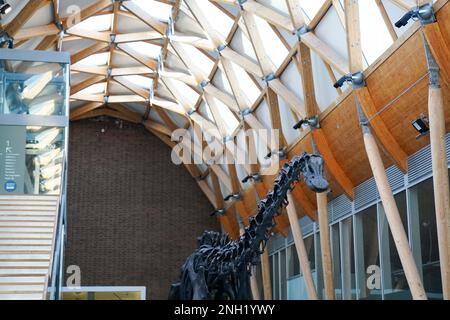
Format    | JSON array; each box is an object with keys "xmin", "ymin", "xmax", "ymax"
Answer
[{"xmin": 237, "ymin": 153, "xmax": 315, "ymax": 268}]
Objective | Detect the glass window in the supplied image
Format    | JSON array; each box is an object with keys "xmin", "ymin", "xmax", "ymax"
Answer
[
  {"xmin": 355, "ymin": 205, "xmax": 381, "ymax": 299},
  {"xmin": 381, "ymin": 191, "xmax": 411, "ymax": 299},
  {"xmin": 2, "ymin": 63, "xmax": 67, "ymax": 116},
  {"xmin": 305, "ymin": 235, "xmax": 315, "ymax": 271},
  {"xmin": 409, "ymin": 178, "xmax": 442, "ymax": 298},
  {"xmin": 270, "ymin": 253, "xmax": 280, "ymax": 300},
  {"xmin": 331, "ymin": 223, "xmax": 342, "ymax": 299},
  {"xmin": 287, "ymin": 235, "xmax": 317, "ymax": 300},
  {"xmin": 280, "ymin": 249, "xmax": 287, "ymax": 300},
  {"xmin": 287, "ymin": 244, "xmax": 300, "ymax": 278},
  {"xmin": 340, "ymin": 217, "xmax": 356, "ymax": 299},
  {"xmin": 269, "ymin": 254, "xmax": 273, "ymax": 299},
  {"xmin": 378, "ymin": 191, "xmax": 412, "ymax": 299},
  {"xmin": 315, "ymin": 231, "xmax": 324, "ymax": 299},
  {"xmin": 255, "ymin": 263, "xmax": 264, "ymax": 300}
]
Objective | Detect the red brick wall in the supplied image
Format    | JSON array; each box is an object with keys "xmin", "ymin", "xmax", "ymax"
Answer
[{"xmin": 64, "ymin": 118, "xmax": 219, "ymax": 299}]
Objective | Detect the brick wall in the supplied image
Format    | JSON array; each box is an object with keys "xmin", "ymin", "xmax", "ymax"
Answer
[{"xmin": 64, "ymin": 118, "xmax": 218, "ymax": 299}]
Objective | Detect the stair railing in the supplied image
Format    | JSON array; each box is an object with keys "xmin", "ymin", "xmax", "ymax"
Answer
[{"xmin": 45, "ymin": 153, "xmax": 68, "ymax": 300}]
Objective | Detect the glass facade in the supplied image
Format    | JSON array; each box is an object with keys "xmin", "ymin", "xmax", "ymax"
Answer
[
  {"xmin": 268, "ymin": 166, "xmax": 447, "ymax": 300},
  {"xmin": 409, "ymin": 178, "xmax": 442, "ymax": 298},
  {"xmin": 0, "ymin": 49, "xmax": 69, "ymax": 196},
  {"xmin": 1, "ymin": 62, "xmax": 67, "ymax": 116},
  {"xmin": 286, "ymin": 234, "xmax": 317, "ymax": 300},
  {"xmin": 355, "ymin": 205, "xmax": 380, "ymax": 299},
  {"xmin": 0, "ymin": 49, "xmax": 69, "ymax": 300}
]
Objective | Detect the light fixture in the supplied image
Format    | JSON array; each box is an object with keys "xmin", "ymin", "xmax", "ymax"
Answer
[
  {"xmin": 412, "ymin": 114, "xmax": 429, "ymax": 139},
  {"xmin": 0, "ymin": 1, "xmax": 11, "ymax": 15},
  {"xmin": 0, "ymin": 30, "xmax": 13, "ymax": 48},
  {"xmin": 395, "ymin": 3, "xmax": 435, "ymax": 28},
  {"xmin": 293, "ymin": 116, "xmax": 320, "ymax": 130}
]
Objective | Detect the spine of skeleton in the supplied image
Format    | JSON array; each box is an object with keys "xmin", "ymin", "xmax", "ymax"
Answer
[{"xmin": 239, "ymin": 155, "xmax": 303, "ymax": 267}]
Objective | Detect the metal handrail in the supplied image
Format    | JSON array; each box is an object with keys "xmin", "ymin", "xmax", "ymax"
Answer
[{"xmin": 45, "ymin": 153, "xmax": 68, "ymax": 300}]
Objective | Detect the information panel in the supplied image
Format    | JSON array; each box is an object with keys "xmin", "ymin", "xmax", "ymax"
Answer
[{"xmin": 0, "ymin": 126, "xmax": 26, "ymax": 194}]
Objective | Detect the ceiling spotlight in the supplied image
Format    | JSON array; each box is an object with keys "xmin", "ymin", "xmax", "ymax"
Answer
[
  {"xmin": 395, "ymin": 3, "xmax": 435, "ymax": 28},
  {"xmin": 0, "ymin": 1, "xmax": 11, "ymax": 16},
  {"xmin": 412, "ymin": 114, "xmax": 429, "ymax": 139},
  {"xmin": 0, "ymin": 30, "xmax": 13, "ymax": 48}
]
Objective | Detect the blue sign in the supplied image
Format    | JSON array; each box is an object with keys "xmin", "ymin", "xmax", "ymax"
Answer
[{"xmin": 4, "ymin": 180, "xmax": 17, "ymax": 192}]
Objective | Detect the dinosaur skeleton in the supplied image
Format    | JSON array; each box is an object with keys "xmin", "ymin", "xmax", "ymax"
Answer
[{"xmin": 169, "ymin": 152, "xmax": 329, "ymax": 300}]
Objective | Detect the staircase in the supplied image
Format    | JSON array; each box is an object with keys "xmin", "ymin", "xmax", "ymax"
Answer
[{"xmin": 0, "ymin": 194, "xmax": 60, "ymax": 300}]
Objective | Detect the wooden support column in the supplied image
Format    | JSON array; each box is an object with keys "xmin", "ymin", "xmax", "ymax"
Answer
[
  {"xmin": 423, "ymin": 34, "xmax": 450, "ymax": 298},
  {"xmin": 343, "ymin": 0, "xmax": 425, "ymax": 299},
  {"xmin": 261, "ymin": 245, "xmax": 272, "ymax": 300},
  {"xmin": 317, "ymin": 191, "xmax": 334, "ymax": 300},
  {"xmin": 428, "ymin": 84, "xmax": 450, "ymax": 299},
  {"xmin": 287, "ymin": 0, "xmax": 335, "ymax": 297},
  {"xmin": 250, "ymin": 266, "xmax": 261, "ymax": 300},
  {"xmin": 361, "ymin": 120, "xmax": 427, "ymax": 300},
  {"xmin": 423, "ymin": 22, "xmax": 450, "ymax": 84},
  {"xmin": 356, "ymin": 87, "xmax": 408, "ymax": 172},
  {"xmin": 286, "ymin": 192, "xmax": 318, "ymax": 300},
  {"xmin": 290, "ymin": 185, "xmax": 317, "ymax": 220}
]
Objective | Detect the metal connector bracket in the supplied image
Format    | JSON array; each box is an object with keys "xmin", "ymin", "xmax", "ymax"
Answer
[
  {"xmin": 263, "ymin": 73, "xmax": 276, "ymax": 84},
  {"xmin": 295, "ymin": 25, "xmax": 310, "ymax": 39},
  {"xmin": 210, "ymin": 208, "xmax": 226, "ymax": 217},
  {"xmin": 395, "ymin": 3, "xmax": 436, "ymax": 28},
  {"xmin": 239, "ymin": 108, "xmax": 252, "ymax": 118},
  {"xmin": 334, "ymin": 71, "xmax": 366, "ymax": 89}
]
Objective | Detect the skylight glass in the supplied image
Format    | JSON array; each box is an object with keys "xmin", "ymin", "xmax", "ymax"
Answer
[
  {"xmin": 131, "ymin": 0, "xmax": 173, "ymax": 22},
  {"xmin": 229, "ymin": 62, "xmax": 260, "ymax": 105},
  {"xmin": 168, "ymin": 79, "xmax": 200, "ymax": 107},
  {"xmin": 126, "ymin": 42, "xmax": 162, "ymax": 59},
  {"xmin": 358, "ymin": 0, "xmax": 393, "ymax": 65},
  {"xmin": 193, "ymin": 0, "xmax": 234, "ymax": 40},
  {"xmin": 76, "ymin": 52, "xmax": 110, "ymax": 66},
  {"xmin": 253, "ymin": 15, "xmax": 289, "ymax": 69},
  {"xmin": 122, "ymin": 75, "xmax": 154, "ymax": 90},
  {"xmin": 73, "ymin": 14, "xmax": 113, "ymax": 32},
  {"xmin": 202, "ymin": 102, "xmax": 215, "ymax": 123},
  {"xmin": 298, "ymin": 0, "xmax": 327, "ymax": 21},
  {"xmin": 230, "ymin": 28, "xmax": 258, "ymax": 63},
  {"xmin": 337, "ymin": 0, "xmax": 393, "ymax": 66},
  {"xmin": 178, "ymin": 44, "xmax": 214, "ymax": 77},
  {"xmin": 211, "ymin": 98, "xmax": 239, "ymax": 134},
  {"xmin": 78, "ymin": 82, "xmax": 107, "ymax": 95}
]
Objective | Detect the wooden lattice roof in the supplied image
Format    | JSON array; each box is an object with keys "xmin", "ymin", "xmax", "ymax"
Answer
[{"xmin": 1, "ymin": 0, "xmax": 449, "ymax": 239}]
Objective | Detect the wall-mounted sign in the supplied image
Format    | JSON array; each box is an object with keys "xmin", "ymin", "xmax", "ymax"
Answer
[{"xmin": 0, "ymin": 126, "xmax": 26, "ymax": 194}]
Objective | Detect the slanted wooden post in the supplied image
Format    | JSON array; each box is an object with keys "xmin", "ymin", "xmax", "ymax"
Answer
[
  {"xmin": 239, "ymin": 226, "xmax": 262, "ymax": 301},
  {"xmin": 286, "ymin": 192, "xmax": 318, "ymax": 300},
  {"xmin": 358, "ymin": 106, "xmax": 427, "ymax": 300},
  {"xmin": 250, "ymin": 266, "xmax": 261, "ymax": 300},
  {"xmin": 422, "ymin": 35, "xmax": 450, "ymax": 299},
  {"xmin": 428, "ymin": 84, "xmax": 450, "ymax": 299},
  {"xmin": 261, "ymin": 247, "xmax": 272, "ymax": 300},
  {"xmin": 317, "ymin": 192, "xmax": 334, "ymax": 300},
  {"xmin": 343, "ymin": 0, "xmax": 425, "ymax": 299}
]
